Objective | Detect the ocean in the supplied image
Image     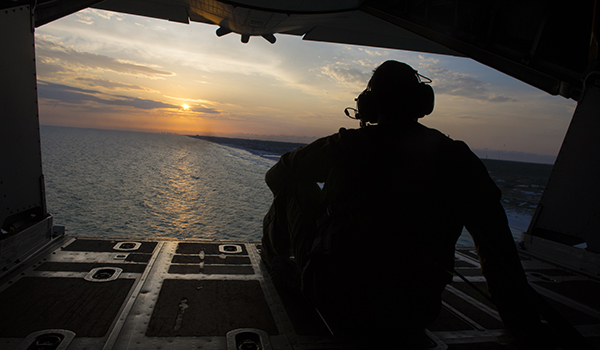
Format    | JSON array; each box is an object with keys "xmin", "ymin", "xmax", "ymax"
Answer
[
  {"xmin": 40, "ymin": 125, "xmax": 279, "ymax": 241},
  {"xmin": 40, "ymin": 125, "xmax": 549, "ymax": 245}
]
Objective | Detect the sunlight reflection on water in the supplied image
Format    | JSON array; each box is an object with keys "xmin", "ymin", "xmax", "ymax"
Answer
[{"xmin": 41, "ymin": 126, "xmax": 276, "ymax": 241}]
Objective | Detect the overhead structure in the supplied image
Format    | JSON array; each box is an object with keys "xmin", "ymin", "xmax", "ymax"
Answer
[
  {"xmin": 19, "ymin": 0, "xmax": 591, "ymax": 99},
  {"xmin": 78, "ymin": 0, "xmax": 594, "ymax": 101}
]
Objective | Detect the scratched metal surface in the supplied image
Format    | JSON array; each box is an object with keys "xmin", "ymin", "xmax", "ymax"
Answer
[{"xmin": 0, "ymin": 238, "xmax": 599, "ymax": 349}]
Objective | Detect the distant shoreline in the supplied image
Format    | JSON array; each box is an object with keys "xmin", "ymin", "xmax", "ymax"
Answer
[
  {"xmin": 189, "ymin": 135, "xmax": 307, "ymax": 158},
  {"xmin": 189, "ymin": 133, "xmax": 556, "ymax": 166}
]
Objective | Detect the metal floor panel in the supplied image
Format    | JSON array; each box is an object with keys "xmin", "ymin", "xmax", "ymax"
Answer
[
  {"xmin": 0, "ymin": 238, "xmax": 599, "ymax": 349},
  {"xmin": 0, "ymin": 277, "xmax": 135, "ymax": 337}
]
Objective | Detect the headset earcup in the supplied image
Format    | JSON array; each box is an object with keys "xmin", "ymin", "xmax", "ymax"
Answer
[
  {"xmin": 357, "ymin": 90, "xmax": 379, "ymax": 124},
  {"xmin": 358, "ymin": 81, "xmax": 434, "ymax": 122},
  {"xmin": 419, "ymin": 84, "xmax": 435, "ymax": 116}
]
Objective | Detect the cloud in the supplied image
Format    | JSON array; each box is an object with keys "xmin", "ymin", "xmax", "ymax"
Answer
[
  {"xmin": 422, "ymin": 64, "xmax": 516, "ymax": 102},
  {"xmin": 320, "ymin": 65, "xmax": 371, "ymax": 87},
  {"xmin": 358, "ymin": 48, "xmax": 385, "ymax": 57},
  {"xmin": 92, "ymin": 9, "xmax": 124, "ymax": 21},
  {"xmin": 38, "ymin": 81, "xmax": 179, "ymax": 110},
  {"xmin": 73, "ymin": 8, "xmax": 125, "ymax": 25},
  {"xmin": 488, "ymin": 95, "xmax": 515, "ymax": 103},
  {"xmin": 75, "ymin": 77, "xmax": 155, "ymax": 92},
  {"xmin": 76, "ymin": 13, "xmax": 94, "ymax": 25},
  {"xmin": 191, "ymin": 106, "xmax": 220, "ymax": 114},
  {"xmin": 164, "ymin": 95, "xmax": 219, "ymax": 105},
  {"xmin": 163, "ymin": 95, "xmax": 238, "ymax": 115},
  {"xmin": 36, "ymin": 38, "xmax": 175, "ymax": 78}
]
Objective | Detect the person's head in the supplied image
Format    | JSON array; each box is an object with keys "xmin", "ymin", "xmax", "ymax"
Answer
[{"xmin": 358, "ymin": 60, "xmax": 434, "ymax": 125}]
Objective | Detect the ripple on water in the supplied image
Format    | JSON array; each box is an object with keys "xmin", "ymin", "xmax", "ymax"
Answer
[{"xmin": 41, "ymin": 126, "xmax": 276, "ymax": 241}]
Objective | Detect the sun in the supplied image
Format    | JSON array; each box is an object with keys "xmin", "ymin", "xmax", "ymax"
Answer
[{"xmin": 181, "ymin": 104, "xmax": 190, "ymax": 110}]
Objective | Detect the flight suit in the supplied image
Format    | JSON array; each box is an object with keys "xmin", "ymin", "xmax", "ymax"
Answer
[{"xmin": 262, "ymin": 122, "xmax": 540, "ymax": 346}]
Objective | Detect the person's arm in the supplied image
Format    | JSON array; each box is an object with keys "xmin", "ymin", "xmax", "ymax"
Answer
[
  {"xmin": 265, "ymin": 130, "xmax": 348, "ymax": 194},
  {"xmin": 452, "ymin": 141, "xmax": 540, "ymax": 329},
  {"xmin": 454, "ymin": 142, "xmax": 596, "ymax": 349}
]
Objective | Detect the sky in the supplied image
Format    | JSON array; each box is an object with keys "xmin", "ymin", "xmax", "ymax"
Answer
[{"xmin": 35, "ymin": 8, "xmax": 577, "ymax": 163}]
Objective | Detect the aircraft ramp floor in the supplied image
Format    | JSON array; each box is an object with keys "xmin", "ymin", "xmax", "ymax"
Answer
[{"xmin": 0, "ymin": 236, "xmax": 599, "ymax": 349}]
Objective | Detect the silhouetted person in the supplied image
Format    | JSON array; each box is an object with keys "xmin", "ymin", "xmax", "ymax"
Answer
[{"xmin": 261, "ymin": 61, "xmax": 545, "ymax": 348}]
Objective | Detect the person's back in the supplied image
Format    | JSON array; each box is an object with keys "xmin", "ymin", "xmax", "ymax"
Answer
[
  {"xmin": 262, "ymin": 60, "xmax": 545, "ymax": 348},
  {"xmin": 300, "ymin": 122, "xmax": 489, "ymax": 346}
]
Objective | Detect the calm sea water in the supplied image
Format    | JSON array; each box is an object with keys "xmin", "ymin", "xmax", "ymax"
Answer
[
  {"xmin": 40, "ymin": 125, "xmax": 276, "ymax": 241},
  {"xmin": 40, "ymin": 125, "xmax": 535, "ymax": 245}
]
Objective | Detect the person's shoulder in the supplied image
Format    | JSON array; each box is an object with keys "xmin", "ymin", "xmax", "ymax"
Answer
[
  {"xmin": 298, "ymin": 127, "xmax": 361, "ymax": 155},
  {"xmin": 331, "ymin": 127, "xmax": 364, "ymax": 142},
  {"xmin": 419, "ymin": 124, "xmax": 470, "ymax": 148},
  {"xmin": 338, "ymin": 126, "xmax": 361, "ymax": 136},
  {"xmin": 417, "ymin": 125, "xmax": 481, "ymax": 164},
  {"xmin": 418, "ymin": 123, "xmax": 452, "ymax": 140},
  {"xmin": 415, "ymin": 124, "xmax": 458, "ymax": 151}
]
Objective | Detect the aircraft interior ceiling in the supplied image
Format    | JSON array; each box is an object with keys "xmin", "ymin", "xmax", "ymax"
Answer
[{"xmin": 7, "ymin": 0, "xmax": 592, "ymax": 101}]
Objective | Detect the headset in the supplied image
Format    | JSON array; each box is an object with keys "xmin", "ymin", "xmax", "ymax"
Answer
[{"xmin": 345, "ymin": 70, "xmax": 434, "ymax": 127}]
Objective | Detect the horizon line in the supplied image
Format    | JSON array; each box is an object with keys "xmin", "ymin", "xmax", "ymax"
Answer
[{"xmin": 40, "ymin": 124, "xmax": 557, "ymax": 164}]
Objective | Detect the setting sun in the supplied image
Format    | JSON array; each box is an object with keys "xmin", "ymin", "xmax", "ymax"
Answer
[{"xmin": 181, "ymin": 104, "xmax": 190, "ymax": 110}]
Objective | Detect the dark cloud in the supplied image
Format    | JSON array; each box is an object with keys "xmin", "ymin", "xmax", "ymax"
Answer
[
  {"xmin": 38, "ymin": 81, "xmax": 178, "ymax": 110},
  {"xmin": 36, "ymin": 38, "xmax": 174, "ymax": 78},
  {"xmin": 36, "ymin": 58, "xmax": 72, "ymax": 76},
  {"xmin": 488, "ymin": 95, "xmax": 514, "ymax": 103},
  {"xmin": 191, "ymin": 106, "xmax": 220, "ymax": 114},
  {"xmin": 75, "ymin": 77, "xmax": 150, "ymax": 91}
]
